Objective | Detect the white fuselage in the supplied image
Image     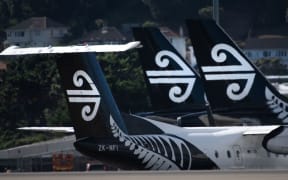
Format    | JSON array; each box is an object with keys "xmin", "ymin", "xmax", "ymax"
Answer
[{"xmin": 144, "ymin": 117, "xmax": 288, "ymax": 169}]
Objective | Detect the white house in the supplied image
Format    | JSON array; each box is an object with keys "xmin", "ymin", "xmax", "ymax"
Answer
[
  {"xmin": 160, "ymin": 27, "xmax": 186, "ymax": 59},
  {"xmin": 4, "ymin": 17, "xmax": 68, "ymax": 47},
  {"xmin": 243, "ymin": 36, "xmax": 288, "ymax": 62},
  {"xmin": 76, "ymin": 26, "xmax": 127, "ymax": 45}
]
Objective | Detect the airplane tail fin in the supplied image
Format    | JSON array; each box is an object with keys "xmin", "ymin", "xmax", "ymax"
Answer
[
  {"xmin": 186, "ymin": 19, "xmax": 287, "ymax": 125},
  {"xmin": 132, "ymin": 27, "xmax": 206, "ymax": 113},
  {"xmin": 56, "ymin": 53, "xmax": 128, "ymax": 139}
]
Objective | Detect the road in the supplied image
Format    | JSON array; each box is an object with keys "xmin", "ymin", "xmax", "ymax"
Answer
[{"xmin": 1, "ymin": 170, "xmax": 288, "ymax": 180}]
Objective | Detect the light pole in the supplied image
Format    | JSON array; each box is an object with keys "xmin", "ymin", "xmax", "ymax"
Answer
[{"xmin": 212, "ymin": 0, "xmax": 219, "ymax": 24}]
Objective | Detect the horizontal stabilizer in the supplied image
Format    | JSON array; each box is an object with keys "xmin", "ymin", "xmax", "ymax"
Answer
[
  {"xmin": 243, "ymin": 125, "xmax": 279, "ymax": 135},
  {"xmin": 18, "ymin": 127, "xmax": 74, "ymax": 133},
  {"xmin": 0, "ymin": 41, "xmax": 140, "ymax": 55}
]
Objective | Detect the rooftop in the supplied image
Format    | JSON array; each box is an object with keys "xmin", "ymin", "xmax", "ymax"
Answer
[
  {"xmin": 78, "ymin": 26, "xmax": 127, "ymax": 44},
  {"xmin": 6, "ymin": 17, "xmax": 66, "ymax": 30},
  {"xmin": 159, "ymin": 27, "xmax": 180, "ymax": 38},
  {"xmin": 0, "ymin": 61, "xmax": 7, "ymax": 70},
  {"xmin": 0, "ymin": 135, "xmax": 77, "ymax": 159},
  {"xmin": 244, "ymin": 36, "xmax": 288, "ymax": 49}
]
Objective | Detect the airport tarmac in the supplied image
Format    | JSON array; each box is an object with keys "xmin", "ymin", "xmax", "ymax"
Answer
[{"xmin": 1, "ymin": 170, "xmax": 288, "ymax": 180}]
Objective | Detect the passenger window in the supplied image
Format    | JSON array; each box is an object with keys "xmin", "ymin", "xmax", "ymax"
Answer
[
  {"xmin": 215, "ymin": 151, "xmax": 219, "ymax": 158},
  {"xmin": 227, "ymin": 150, "xmax": 231, "ymax": 158}
]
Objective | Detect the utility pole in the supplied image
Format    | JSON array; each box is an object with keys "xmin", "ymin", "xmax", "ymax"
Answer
[{"xmin": 212, "ymin": 0, "xmax": 219, "ymax": 24}]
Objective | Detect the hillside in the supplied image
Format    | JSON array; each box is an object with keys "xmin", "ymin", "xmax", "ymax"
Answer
[{"xmin": 0, "ymin": 0, "xmax": 288, "ymax": 42}]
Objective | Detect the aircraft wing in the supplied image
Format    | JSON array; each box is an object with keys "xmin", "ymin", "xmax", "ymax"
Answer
[
  {"xmin": 243, "ymin": 125, "xmax": 279, "ymax": 135},
  {"xmin": 18, "ymin": 125, "xmax": 278, "ymax": 135},
  {"xmin": 0, "ymin": 41, "xmax": 140, "ymax": 55},
  {"xmin": 18, "ymin": 127, "xmax": 74, "ymax": 133}
]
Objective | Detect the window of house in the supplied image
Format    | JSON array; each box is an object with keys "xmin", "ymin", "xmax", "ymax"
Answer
[
  {"xmin": 263, "ymin": 50, "xmax": 271, "ymax": 57},
  {"xmin": 7, "ymin": 31, "xmax": 12, "ymax": 37},
  {"xmin": 34, "ymin": 30, "xmax": 41, "ymax": 36},
  {"xmin": 15, "ymin": 31, "xmax": 25, "ymax": 37},
  {"xmin": 59, "ymin": 29, "xmax": 64, "ymax": 36},
  {"xmin": 245, "ymin": 51, "xmax": 252, "ymax": 57},
  {"xmin": 278, "ymin": 50, "xmax": 287, "ymax": 57}
]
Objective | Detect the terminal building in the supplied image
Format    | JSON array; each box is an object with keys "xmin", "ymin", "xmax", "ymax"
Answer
[{"xmin": 0, "ymin": 136, "xmax": 108, "ymax": 172}]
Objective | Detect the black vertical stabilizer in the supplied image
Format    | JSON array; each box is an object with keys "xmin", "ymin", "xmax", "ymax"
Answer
[
  {"xmin": 56, "ymin": 53, "xmax": 127, "ymax": 139},
  {"xmin": 186, "ymin": 19, "xmax": 288, "ymax": 125},
  {"xmin": 133, "ymin": 27, "xmax": 206, "ymax": 113}
]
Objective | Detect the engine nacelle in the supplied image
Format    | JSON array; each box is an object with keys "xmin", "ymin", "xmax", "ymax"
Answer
[{"xmin": 263, "ymin": 126, "xmax": 288, "ymax": 154}]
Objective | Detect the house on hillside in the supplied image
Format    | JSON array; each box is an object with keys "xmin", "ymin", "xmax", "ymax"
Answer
[
  {"xmin": 158, "ymin": 26, "xmax": 199, "ymax": 66},
  {"xmin": 0, "ymin": 61, "xmax": 7, "ymax": 71},
  {"xmin": 76, "ymin": 26, "xmax": 127, "ymax": 45},
  {"xmin": 243, "ymin": 36, "xmax": 288, "ymax": 62},
  {"xmin": 159, "ymin": 27, "xmax": 186, "ymax": 59},
  {"xmin": 0, "ymin": 61, "xmax": 7, "ymax": 83},
  {"xmin": 4, "ymin": 17, "xmax": 68, "ymax": 47}
]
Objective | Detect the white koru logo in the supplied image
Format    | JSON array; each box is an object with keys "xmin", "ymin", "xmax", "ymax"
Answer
[
  {"xmin": 145, "ymin": 50, "xmax": 196, "ymax": 103},
  {"xmin": 66, "ymin": 70, "xmax": 100, "ymax": 121},
  {"xmin": 201, "ymin": 43, "xmax": 255, "ymax": 101}
]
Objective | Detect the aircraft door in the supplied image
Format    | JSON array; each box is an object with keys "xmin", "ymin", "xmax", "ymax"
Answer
[{"xmin": 232, "ymin": 145, "xmax": 243, "ymax": 167}]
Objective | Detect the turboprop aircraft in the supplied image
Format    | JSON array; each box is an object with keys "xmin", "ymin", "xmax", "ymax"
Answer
[{"xmin": 1, "ymin": 42, "xmax": 288, "ymax": 170}]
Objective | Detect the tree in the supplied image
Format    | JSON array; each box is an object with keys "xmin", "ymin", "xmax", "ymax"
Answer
[
  {"xmin": 142, "ymin": 0, "xmax": 210, "ymax": 24},
  {"xmin": 98, "ymin": 51, "xmax": 150, "ymax": 112},
  {"xmin": 0, "ymin": 55, "xmax": 69, "ymax": 149},
  {"xmin": 198, "ymin": 6, "xmax": 213, "ymax": 19},
  {"xmin": 142, "ymin": 20, "xmax": 158, "ymax": 27}
]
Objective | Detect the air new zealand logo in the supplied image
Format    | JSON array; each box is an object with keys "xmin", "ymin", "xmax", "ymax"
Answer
[
  {"xmin": 265, "ymin": 87, "xmax": 288, "ymax": 123},
  {"xmin": 109, "ymin": 115, "xmax": 193, "ymax": 170},
  {"xmin": 145, "ymin": 50, "xmax": 196, "ymax": 103},
  {"xmin": 201, "ymin": 43, "xmax": 256, "ymax": 101},
  {"xmin": 66, "ymin": 70, "xmax": 100, "ymax": 121}
]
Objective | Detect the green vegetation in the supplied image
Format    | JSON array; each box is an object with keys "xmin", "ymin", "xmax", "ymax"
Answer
[
  {"xmin": 0, "ymin": 55, "xmax": 69, "ymax": 149},
  {"xmin": 0, "ymin": 0, "xmax": 288, "ymax": 41},
  {"xmin": 99, "ymin": 51, "xmax": 149, "ymax": 112}
]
